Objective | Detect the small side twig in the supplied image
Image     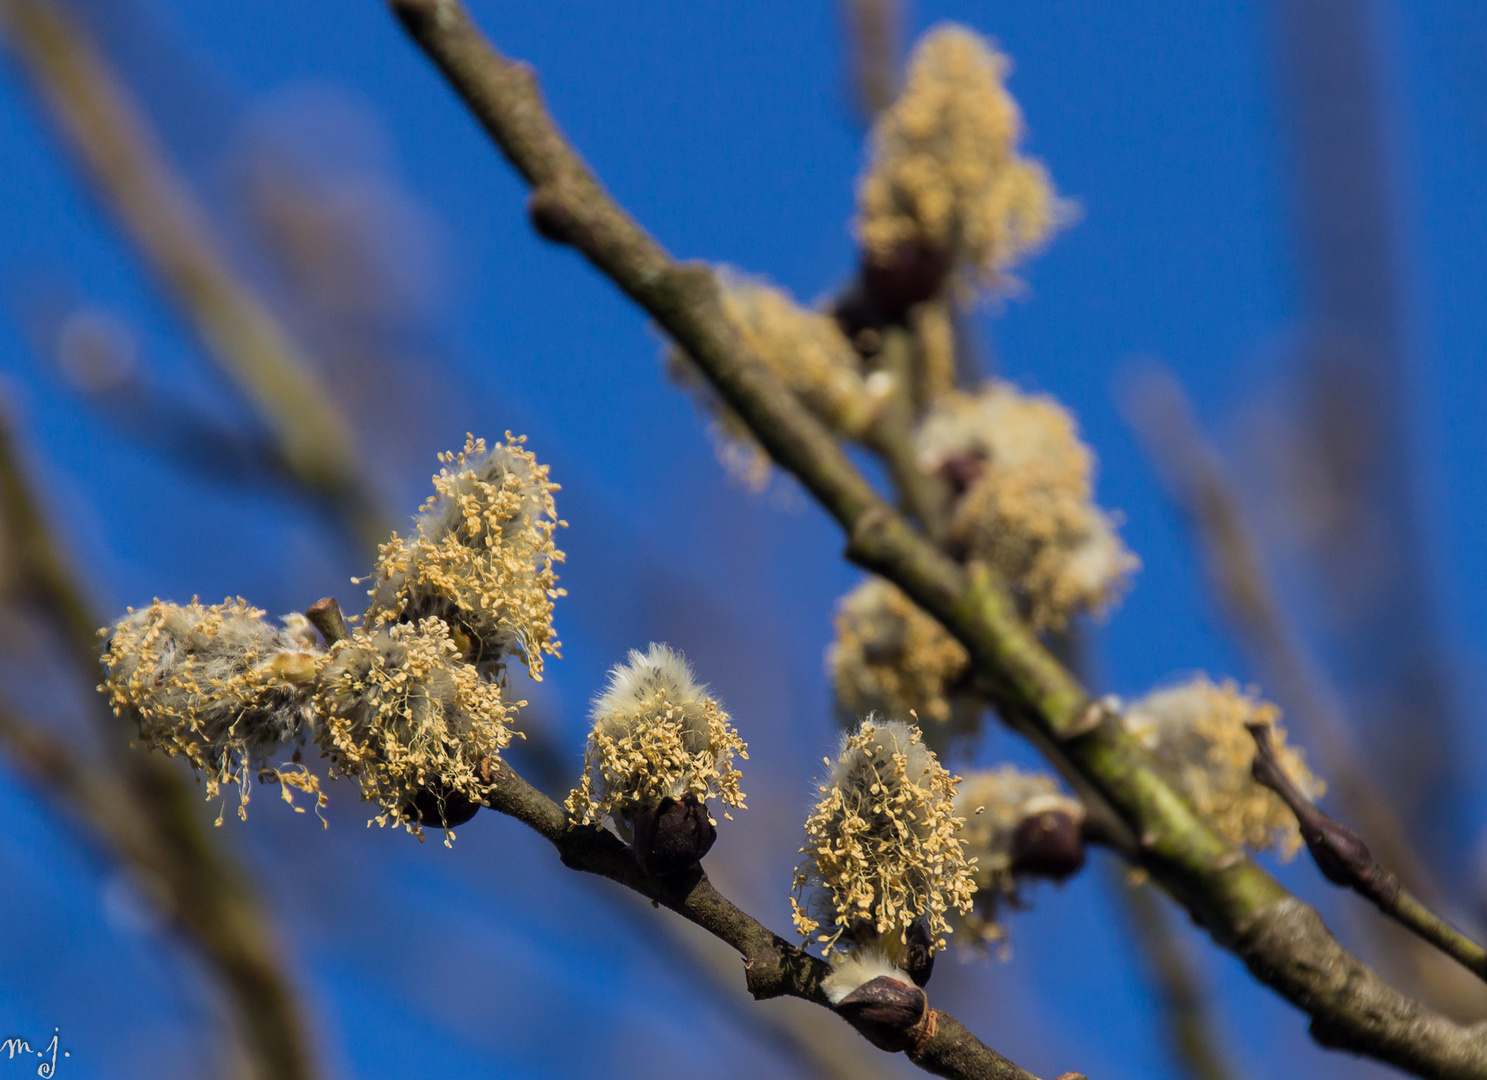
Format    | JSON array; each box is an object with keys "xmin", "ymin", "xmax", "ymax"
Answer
[
  {"xmin": 304, "ymin": 597, "xmax": 351, "ymax": 645},
  {"xmin": 1248, "ymin": 723, "xmax": 1487, "ymax": 984}
]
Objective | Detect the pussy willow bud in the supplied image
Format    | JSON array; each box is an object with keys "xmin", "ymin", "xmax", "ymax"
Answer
[
  {"xmin": 100, "ymin": 598, "xmax": 325, "ymax": 823},
  {"xmin": 566, "ymin": 645, "xmax": 747, "ymax": 875},
  {"xmin": 915, "ymin": 382, "xmax": 1136, "ymax": 630},
  {"xmin": 1124, "ymin": 676, "xmax": 1323, "ymax": 857},
  {"xmin": 315, "ymin": 617, "xmax": 517, "ymax": 843},
  {"xmin": 856, "ymin": 24, "xmax": 1066, "ymax": 313},
  {"xmin": 834, "ymin": 975, "xmax": 933, "ymax": 1054},
  {"xmin": 792, "ymin": 719, "xmax": 974, "ymax": 955},
  {"xmin": 364, "ymin": 434, "xmax": 565, "ymax": 679}
]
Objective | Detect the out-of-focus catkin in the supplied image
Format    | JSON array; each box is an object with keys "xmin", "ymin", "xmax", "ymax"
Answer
[
  {"xmin": 566, "ymin": 644, "xmax": 747, "ymax": 834},
  {"xmin": 916, "ymin": 382, "xmax": 1137, "ymax": 629},
  {"xmin": 827, "ymin": 577, "xmax": 972, "ymax": 729},
  {"xmin": 315, "ymin": 617, "xmax": 518, "ymax": 842},
  {"xmin": 857, "ymin": 24, "xmax": 1063, "ymax": 295},
  {"xmin": 953, "ymin": 766, "xmax": 1085, "ymax": 946},
  {"xmin": 792, "ymin": 719, "xmax": 974, "ymax": 955},
  {"xmin": 1123, "ymin": 676, "xmax": 1323, "ymax": 858},
  {"xmin": 100, "ymin": 598, "xmax": 324, "ymax": 822},
  {"xmin": 365, "ymin": 434, "xmax": 565, "ymax": 678},
  {"xmin": 668, "ymin": 269, "xmax": 890, "ymax": 491}
]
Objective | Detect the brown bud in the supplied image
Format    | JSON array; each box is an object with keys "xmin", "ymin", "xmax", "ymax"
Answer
[
  {"xmin": 901, "ymin": 919, "xmax": 935, "ymax": 989},
  {"xmin": 835, "ymin": 975, "xmax": 930, "ymax": 1053},
  {"xmin": 860, "ymin": 241, "xmax": 954, "ymax": 324},
  {"xmin": 630, "ymin": 793, "xmax": 716, "ymax": 877},
  {"xmin": 1010, "ymin": 809, "xmax": 1087, "ymax": 881},
  {"xmin": 408, "ymin": 785, "xmax": 481, "ymax": 829}
]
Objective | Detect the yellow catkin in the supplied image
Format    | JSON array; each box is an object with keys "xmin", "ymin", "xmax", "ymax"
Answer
[
  {"xmin": 916, "ymin": 382, "xmax": 1137, "ymax": 630},
  {"xmin": 952, "ymin": 766, "xmax": 1083, "ymax": 946},
  {"xmin": 857, "ymin": 24, "xmax": 1064, "ymax": 291},
  {"xmin": 99, "ymin": 597, "xmax": 325, "ymax": 823},
  {"xmin": 827, "ymin": 577, "xmax": 971, "ymax": 728},
  {"xmin": 1123, "ymin": 676, "xmax": 1324, "ymax": 858},
  {"xmin": 668, "ymin": 269, "xmax": 889, "ymax": 491},
  {"xmin": 792, "ymin": 719, "xmax": 974, "ymax": 952},
  {"xmin": 567, "ymin": 644, "xmax": 747, "ymax": 833},
  {"xmin": 315, "ymin": 617, "xmax": 518, "ymax": 842},
  {"xmin": 365, "ymin": 434, "xmax": 565, "ymax": 679}
]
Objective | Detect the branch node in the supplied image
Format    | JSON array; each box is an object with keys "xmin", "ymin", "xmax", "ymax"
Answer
[{"xmin": 304, "ymin": 597, "xmax": 350, "ymax": 644}]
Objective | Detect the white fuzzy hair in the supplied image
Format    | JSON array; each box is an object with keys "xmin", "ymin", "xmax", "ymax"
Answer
[
  {"xmin": 821, "ymin": 945, "xmax": 912, "ymax": 1004},
  {"xmin": 827, "ymin": 717, "xmax": 936, "ymax": 796},
  {"xmin": 590, "ymin": 643, "xmax": 706, "ymax": 723}
]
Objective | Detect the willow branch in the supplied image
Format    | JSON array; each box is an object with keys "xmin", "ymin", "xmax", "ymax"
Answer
[
  {"xmin": 478, "ymin": 758, "xmax": 1055, "ymax": 1080},
  {"xmin": 0, "ymin": 0, "xmax": 384, "ymax": 549},
  {"xmin": 387, "ymin": 4, "xmax": 1487, "ymax": 1075},
  {"xmin": 839, "ymin": 0, "xmax": 900, "ymax": 122},
  {"xmin": 1249, "ymin": 724, "xmax": 1487, "ymax": 985}
]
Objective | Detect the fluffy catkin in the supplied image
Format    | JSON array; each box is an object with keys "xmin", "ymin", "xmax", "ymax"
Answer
[
  {"xmin": 916, "ymin": 382, "xmax": 1137, "ymax": 629},
  {"xmin": 365, "ymin": 434, "xmax": 564, "ymax": 678},
  {"xmin": 792, "ymin": 719, "xmax": 974, "ymax": 953},
  {"xmin": 566, "ymin": 644, "xmax": 747, "ymax": 833},
  {"xmin": 315, "ymin": 617, "xmax": 517, "ymax": 842},
  {"xmin": 668, "ymin": 269, "xmax": 889, "ymax": 491},
  {"xmin": 857, "ymin": 24, "xmax": 1063, "ymax": 292},
  {"xmin": 1123, "ymin": 676, "xmax": 1323, "ymax": 858},
  {"xmin": 827, "ymin": 577, "xmax": 971, "ymax": 728},
  {"xmin": 953, "ymin": 766, "xmax": 1083, "ymax": 945},
  {"xmin": 100, "ymin": 598, "xmax": 324, "ymax": 822}
]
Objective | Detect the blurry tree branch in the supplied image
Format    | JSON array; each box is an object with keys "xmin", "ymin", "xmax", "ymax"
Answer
[
  {"xmin": 387, "ymin": 2, "xmax": 1487, "ymax": 1074},
  {"xmin": 0, "ymin": 407, "xmax": 319, "ymax": 1080},
  {"xmin": 839, "ymin": 0, "xmax": 901, "ymax": 122},
  {"xmin": 0, "ymin": 0, "xmax": 385, "ymax": 550}
]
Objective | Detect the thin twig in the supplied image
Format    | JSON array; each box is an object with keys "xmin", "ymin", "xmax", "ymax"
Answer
[
  {"xmin": 838, "ymin": 0, "xmax": 901, "ymax": 123},
  {"xmin": 386, "ymin": 4, "xmax": 1487, "ymax": 1074},
  {"xmin": 1249, "ymin": 723, "xmax": 1487, "ymax": 985},
  {"xmin": 0, "ymin": 0, "xmax": 384, "ymax": 550}
]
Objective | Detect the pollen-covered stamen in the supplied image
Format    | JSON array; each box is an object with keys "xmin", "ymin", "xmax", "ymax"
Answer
[
  {"xmin": 857, "ymin": 23, "xmax": 1067, "ymax": 310},
  {"xmin": 791, "ymin": 718, "xmax": 974, "ymax": 960},
  {"xmin": 99, "ymin": 597, "xmax": 326, "ymax": 823},
  {"xmin": 915, "ymin": 382, "xmax": 1137, "ymax": 630},
  {"xmin": 566, "ymin": 644, "xmax": 747, "ymax": 873},
  {"xmin": 314, "ymin": 616, "xmax": 519, "ymax": 845},
  {"xmin": 828, "ymin": 577, "xmax": 973, "ymax": 730},
  {"xmin": 364, "ymin": 434, "xmax": 565, "ymax": 679},
  {"xmin": 1123, "ymin": 676, "xmax": 1324, "ymax": 858}
]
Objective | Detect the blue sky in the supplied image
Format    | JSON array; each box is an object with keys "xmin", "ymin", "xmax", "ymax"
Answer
[{"xmin": 2, "ymin": 1, "xmax": 1485, "ymax": 1078}]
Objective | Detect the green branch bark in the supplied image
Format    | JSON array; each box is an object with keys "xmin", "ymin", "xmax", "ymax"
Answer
[{"xmin": 386, "ymin": 2, "xmax": 1487, "ymax": 1075}]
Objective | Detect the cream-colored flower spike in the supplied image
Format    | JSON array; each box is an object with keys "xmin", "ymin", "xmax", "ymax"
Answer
[
  {"xmin": 916, "ymin": 382, "xmax": 1137, "ymax": 630},
  {"xmin": 100, "ymin": 598, "xmax": 325, "ymax": 823},
  {"xmin": 567, "ymin": 645, "xmax": 747, "ymax": 873},
  {"xmin": 365, "ymin": 434, "xmax": 565, "ymax": 678},
  {"xmin": 667, "ymin": 269, "xmax": 889, "ymax": 492},
  {"xmin": 1123, "ymin": 676, "xmax": 1324, "ymax": 858},
  {"xmin": 792, "ymin": 718, "xmax": 974, "ymax": 955},
  {"xmin": 953, "ymin": 766, "xmax": 1086, "ymax": 946},
  {"xmin": 828, "ymin": 577, "xmax": 972, "ymax": 729},
  {"xmin": 857, "ymin": 24, "xmax": 1065, "ymax": 294},
  {"xmin": 315, "ymin": 617, "xmax": 518, "ymax": 844}
]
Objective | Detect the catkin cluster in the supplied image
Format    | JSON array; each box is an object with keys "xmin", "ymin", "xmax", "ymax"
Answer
[
  {"xmin": 792, "ymin": 719, "xmax": 974, "ymax": 954},
  {"xmin": 857, "ymin": 24, "xmax": 1063, "ymax": 293},
  {"xmin": 1123, "ymin": 676, "xmax": 1323, "ymax": 858},
  {"xmin": 100, "ymin": 598, "xmax": 324, "ymax": 822},
  {"xmin": 953, "ymin": 766, "xmax": 1084, "ymax": 945},
  {"xmin": 669, "ymin": 270, "xmax": 888, "ymax": 491},
  {"xmin": 365, "ymin": 434, "xmax": 565, "ymax": 678},
  {"xmin": 916, "ymin": 382, "xmax": 1136, "ymax": 629},
  {"xmin": 827, "ymin": 577, "xmax": 972, "ymax": 729},
  {"xmin": 314, "ymin": 617, "xmax": 516, "ymax": 838},
  {"xmin": 566, "ymin": 644, "xmax": 747, "ymax": 833}
]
